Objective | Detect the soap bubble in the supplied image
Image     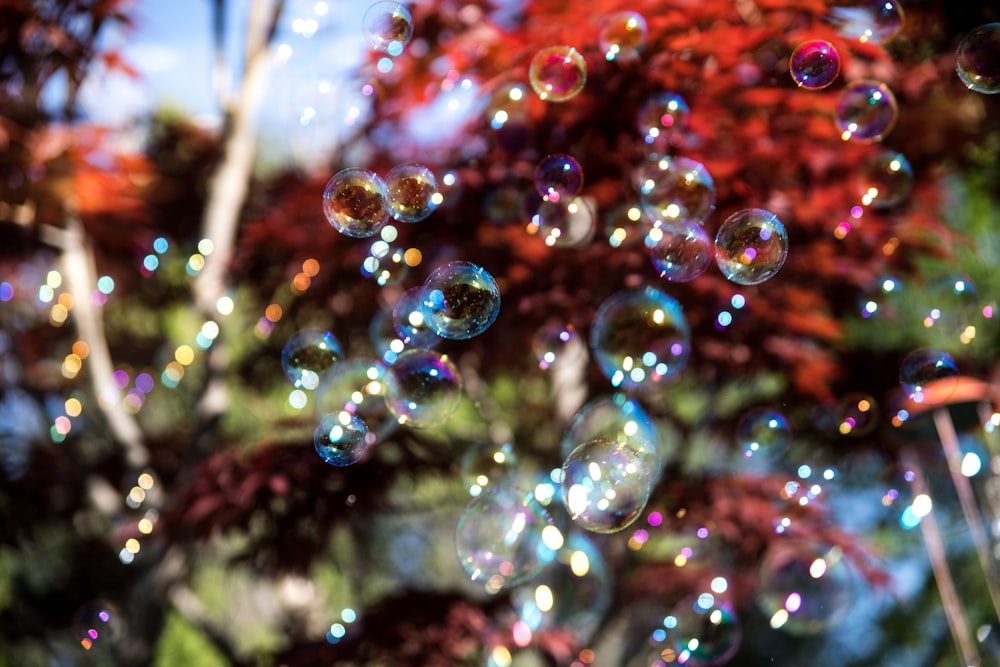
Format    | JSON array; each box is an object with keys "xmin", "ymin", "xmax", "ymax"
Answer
[
  {"xmin": 281, "ymin": 328, "xmax": 343, "ymax": 390},
  {"xmin": 562, "ymin": 437, "xmax": 657, "ymax": 533},
  {"xmin": 455, "ymin": 486, "xmax": 555, "ymax": 593},
  {"xmin": 393, "ymin": 286, "xmax": 441, "ymax": 349},
  {"xmin": 421, "ymin": 260, "xmax": 501, "ymax": 339},
  {"xmin": 637, "ymin": 91, "xmax": 690, "ymax": 149},
  {"xmin": 385, "ymin": 163, "xmax": 439, "ymax": 222},
  {"xmin": 714, "ymin": 208, "xmax": 788, "ymax": 285},
  {"xmin": 314, "ymin": 411, "xmax": 373, "ymax": 466},
  {"xmin": 362, "ymin": 1, "xmax": 413, "ymax": 55},
  {"xmin": 737, "ymin": 408, "xmax": 790, "ymax": 462},
  {"xmin": 648, "ymin": 218, "xmax": 714, "ymax": 283},
  {"xmin": 919, "ymin": 274, "xmax": 982, "ymax": 343},
  {"xmin": 957, "ymin": 23, "xmax": 1000, "ymax": 94},
  {"xmin": 789, "ymin": 40, "xmax": 840, "ymax": 89},
  {"xmin": 590, "ymin": 287, "xmax": 691, "ymax": 390},
  {"xmin": 857, "ymin": 149, "xmax": 913, "ymax": 207},
  {"xmin": 757, "ymin": 541, "xmax": 855, "ymax": 634},
  {"xmin": 74, "ymin": 599, "xmax": 123, "ymax": 652},
  {"xmin": 828, "ymin": 0, "xmax": 903, "ymax": 44},
  {"xmin": 561, "ymin": 395, "xmax": 663, "ymax": 466},
  {"xmin": 900, "ymin": 348, "xmax": 959, "ymax": 405},
  {"xmin": 532, "ymin": 322, "xmax": 584, "ymax": 370},
  {"xmin": 599, "ymin": 11, "xmax": 648, "ymax": 62},
  {"xmin": 534, "ymin": 154, "xmax": 583, "ymax": 202},
  {"xmin": 322, "ymin": 168, "xmax": 390, "ymax": 238},
  {"xmin": 638, "ymin": 156, "xmax": 716, "ymax": 224},
  {"xmin": 384, "ymin": 349, "xmax": 462, "ymax": 428},
  {"xmin": 461, "ymin": 441, "xmax": 519, "ymax": 496},
  {"xmin": 835, "ymin": 80, "xmax": 898, "ymax": 143},
  {"xmin": 527, "ymin": 196, "xmax": 597, "ymax": 248},
  {"xmin": 669, "ymin": 593, "xmax": 742, "ymax": 666},
  {"xmin": 314, "ymin": 358, "xmax": 396, "ymax": 442},
  {"xmin": 834, "ymin": 393, "xmax": 879, "ymax": 437},
  {"xmin": 604, "ymin": 204, "xmax": 654, "ymax": 249},
  {"xmin": 369, "ymin": 304, "xmax": 405, "ymax": 365},
  {"xmin": 529, "ymin": 45, "xmax": 587, "ymax": 102}
]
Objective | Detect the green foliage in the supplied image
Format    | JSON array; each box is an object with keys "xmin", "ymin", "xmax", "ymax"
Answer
[{"xmin": 152, "ymin": 612, "xmax": 229, "ymax": 667}]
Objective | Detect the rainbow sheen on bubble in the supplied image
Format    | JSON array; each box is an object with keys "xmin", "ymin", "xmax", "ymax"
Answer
[
  {"xmin": 638, "ymin": 156, "xmax": 716, "ymax": 224},
  {"xmin": 527, "ymin": 197, "xmax": 597, "ymax": 248},
  {"xmin": 590, "ymin": 287, "xmax": 691, "ymax": 389},
  {"xmin": 669, "ymin": 593, "xmax": 742, "ymax": 666},
  {"xmin": 757, "ymin": 541, "xmax": 855, "ymax": 635},
  {"xmin": 648, "ymin": 218, "xmax": 714, "ymax": 283},
  {"xmin": 384, "ymin": 349, "xmax": 461, "ymax": 428},
  {"xmin": 858, "ymin": 149, "xmax": 913, "ymax": 207},
  {"xmin": 314, "ymin": 357, "xmax": 396, "ymax": 442},
  {"xmin": 789, "ymin": 40, "xmax": 840, "ymax": 89},
  {"xmin": 74, "ymin": 599, "xmax": 123, "ymax": 652},
  {"xmin": 835, "ymin": 80, "xmax": 898, "ymax": 143},
  {"xmin": 362, "ymin": 1, "xmax": 413, "ymax": 56},
  {"xmin": 957, "ymin": 23, "xmax": 1000, "ymax": 94},
  {"xmin": 529, "ymin": 45, "xmax": 587, "ymax": 102},
  {"xmin": 714, "ymin": 208, "xmax": 788, "ymax": 285},
  {"xmin": 281, "ymin": 328, "xmax": 343, "ymax": 390},
  {"xmin": 460, "ymin": 441, "xmax": 519, "ymax": 496},
  {"xmin": 562, "ymin": 437, "xmax": 657, "ymax": 533},
  {"xmin": 737, "ymin": 408, "xmax": 790, "ymax": 462},
  {"xmin": 421, "ymin": 260, "xmax": 501, "ymax": 339},
  {"xmin": 534, "ymin": 154, "xmax": 583, "ymax": 202},
  {"xmin": 600, "ymin": 11, "xmax": 648, "ymax": 62},
  {"xmin": 532, "ymin": 322, "xmax": 584, "ymax": 370},
  {"xmin": 322, "ymin": 168, "xmax": 391, "ymax": 238},
  {"xmin": 385, "ymin": 163, "xmax": 439, "ymax": 223},
  {"xmin": 314, "ymin": 411, "xmax": 373, "ymax": 466},
  {"xmin": 393, "ymin": 286, "xmax": 441, "ymax": 349},
  {"xmin": 900, "ymin": 348, "xmax": 959, "ymax": 405},
  {"xmin": 637, "ymin": 91, "xmax": 690, "ymax": 149},
  {"xmin": 828, "ymin": 0, "xmax": 903, "ymax": 44}
]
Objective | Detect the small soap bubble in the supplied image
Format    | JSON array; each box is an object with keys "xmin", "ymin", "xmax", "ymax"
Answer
[
  {"xmin": 314, "ymin": 358, "xmax": 396, "ymax": 442},
  {"xmin": 74, "ymin": 600, "xmax": 123, "ymax": 652},
  {"xmin": 281, "ymin": 328, "xmax": 343, "ymax": 390},
  {"xmin": 637, "ymin": 91, "xmax": 690, "ymax": 149},
  {"xmin": 322, "ymin": 168, "xmax": 390, "ymax": 237},
  {"xmin": 834, "ymin": 393, "xmax": 879, "ymax": 437},
  {"xmin": 362, "ymin": 1, "xmax": 413, "ymax": 55},
  {"xmin": 714, "ymin": 208, "xmax": 788, "ymax": 285},
  {"xmin": 532, "ymin": 323, "xmax": 583, "ymax": 370},
  {"xmin": 314, "ymin": 411, "xmax": 373, "ymax": 466},
  {"xmin": 900, "ymin": 348, "xmax": 959, "ymax": 405},
  {"xmin": 421, "ymin": 261, "xmax": 501, "ymax": 339},
  {"xmin": 828, "ymin": 0, "xmax": 903, "ymax": 44},
  {"xmin": 590, "ymin": 287, "xmax": 691, "ymax": 390},
  {"xmin": 857, "ymin": 149, "xmax": 913, "ymax": 208},
  {"xmin": 562, "ymin": 395, "xmax": 663, "ymax": 466},
  {"xmin": 648, "ymin": 218, "xmax": 714, "ymax": 283},
  {"xmin": 460, "ymin": 441, "xmax": 519, "ymax": 495},
  {"xmin": 737, "ymin": 408, "xmax": 791, "ymax": 462},
  {"xmin": 669, "ymin": 593, "xmax": 742, "ymax": 666},
  {"xmin": 384, "ymin": 348, "xmax": 462, "ymax": 428},
  {"xmin": 638, "ymin": 156, "xmax": 716, "ymax": 224},
  {"xmin": 385, "ymin": 163, "xmax": 439, "ymax": 222},
  {"xmin": 529, "ymin": 45, "xmax": 587, "ymax": 102},
  {"xmin": 599, "ymin": 11, "xmax": 648, "ymax": 62},
  {"xmin": 835, "ymin": 80, "xmax": 898, "ymax": 143},
  {"xmin": 604, "ymin": 204, "xmax": 653, "ymax": 249},
  {"xmin": 455, "ymin": 486, "xmax": 555, "ymax": 592},
  {"xmin": 789, "ymin": 40, "xmax": 840, "ymax": 89},
  {"xmin": 393, "ymin": 286, "xmax": 440, "ymax": 349},
  {"xmin": 527, "ymin": 197, "xmax": 597, "ymax": 248},
  {"xmin": 562, "ymin": 437, "xmax": 657, "ymax": 533},
  {"xmin": 957, "ymin": 23, "xmax": 1000, "ymax": 94},
  {"xmin": 534, "ymin": 154, "xmax": 583, "ymax": 202},
  {"xmin": 757, "ymin": 541, "xmax": 855, "ymax": 634}
]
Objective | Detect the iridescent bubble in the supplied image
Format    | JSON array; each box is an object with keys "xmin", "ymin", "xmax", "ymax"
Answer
[
  {"xmin": 461, "ymin": 441, "xmax": 519, "ymax": 496},
  {"xmin": 281, "ymin": 328, "xmax": 343, "ymax": 390},
  {"xmin": 314, "ymin": 357, "xmax": 394, "ymax": 442},
  {"xmin": 638, "ymin": 156, "xmax": 716, "ymax": 224},
  {"xmin": 362, "ymin": 1, "xmax": 413, "ymax": 55},
  {"xmin": 590, "ymin": 287, "xmax": 691, "ymax": 389},
  {"xmin": 957, "ymin": 23, "xmax": 1000, "ymax": 94},
  {"xmin": 737, "ymin": 408, "xmax": 790, "ymax": 461},
  {"xmin": 648, "ymin": 218, "xmax": 714, "ymax": 283},
  {"xmin": 857, "ymin": 149, "xmax": 913, "ymax": 208},
  {"xmin": 532, "ymin": 322, "xmax": 584, "ymax": 370},
  {"xmin": 835, "ymin": 80, "xmax": 898, "ymax": 143},
  {"xmin": 637, "ymin": 91, "xmax": 690, "ymax": 149},
  {"xmin": 757, "ymin": 541, "xmax": 855, "ymax": 634},
  {"xmin": 714, "ymin": 208, "xmax": 788, "ymax": 285},
  {"xmin": 789, "ymin": 40, "xmax": 840, "ymax": 89},
  {"xmin": 828, "ymin": 0, "xmax": 904, "ymax": 44},
  {"xmin": 670, "ymin": 593, "xmax": 742, "ymax": 666},
  {"xmin": 599, "ymin": 11, "xmax": 648, "ymax": 62},
  {"xmin": 604, "ymin": 204, "xmax": 654, "ymax": 249},
  {"xmin": 534, "ymin": 154, "xmax": 584, "ymax": 202},
  {"xmin": 529, "ymin": 45, "xmax": 587, "ymax": 102},
  {"xmin": 562, "ymin": 437, "xmax": 657, "ymax": 533},
  {"xmin": 384, "ymin": 348, "xmax": 462, "ymax": 428},
  {"xmin": 393, "ymin": 286, "xmax": 440, "ymax": 349},
  {"xmin": 74, "ymin": 599, "xmax": 123, "ymax": 652},
  {"xmin": 421, "ymin": 260, "xmax": 501, "ymax": 339},
  {"xmin": 561, "ymin": 395, "xmax": 663, "ymax": 466},
  {"xmin": 527, "ymin": 196, "xmax": 597, "ymax": 248},
  {"xmin": 834, "ymin": 393, "xmax": 879, "ymax": 437},
  {"xmin": 322, "ymin": 168, "xmax": 390, "ymax": 238},
  {"xmin": 385, "ymin": 163, "xmax": 439, "ymax": 223},
  {"xmin": 900, "ymin": 348, "xmax": 959, "ymax": 405},
  {"xmin": 455, "ymin": 486, "xmax": 556, "ymax": 593},
  {"xmin": 314, "ymin": 411, "xmax": 373, "ymax": 466}
]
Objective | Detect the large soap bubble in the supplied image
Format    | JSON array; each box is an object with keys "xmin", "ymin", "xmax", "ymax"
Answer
[
  {"xmin": 957, "ymin": 23, "xmax": 1000, "ymax": 94},
  {"xmin": 384, "ymin": 349, "xmax": 462, "ymax": 428},
  {"xmin": 281, "ymin": 328, "xmax": 343, "ymax": 390},
  {"xmin": 529, "ymin": 45, "xmax": 587, "ymax": 102},
  {"xmin": 421, "ymin": 260, "xmax": 501, "ymax": 339},
  {"xmin": 322, "ymin": 168, "xmax": 391, "ymax": 238},
  {"xmin": 714, "ymin": 208, "xmax": 788, "ymax": 285},
  {"xmin": 835, "ymin": 80, "xmax": 898, "ymax": 143}
]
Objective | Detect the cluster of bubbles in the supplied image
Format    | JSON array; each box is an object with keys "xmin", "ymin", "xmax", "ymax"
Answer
[{"xmin": 322, "ymin": 163, "xmax": 440, "ymax": 238}]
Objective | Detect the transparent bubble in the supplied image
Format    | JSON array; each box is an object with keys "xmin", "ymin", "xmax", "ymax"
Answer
[
  {"xmin": 648, "ymin": 218, "xmax": 713, "ymax": 283},
  {"xmin": 562, "ymin": 395, "xmax": 663, "ymax": 466},
  {"xmin": 562, "ymin": 437, "xmax": 657, "ymax": 533},
  {"xmin": 857, "ymin": 149, "xmax": 913, "ymax": 208},
  {"xmin": 385, "ymin": 163, "xmax": 439, "ymax": 223},
  {"xmin": 714, "ymin": 208, "xmax": 788, "ymax": 285},
  {"xmin": 74, "ymin": 599, "xmax": 123, "ymax": 652},
  {"xmin": 529, "ymin": 45, "xmax": 587, "ymax": 102},
  {"xmin": 757, "ymin": 541, "xmax": 855, "ymax": 634},
  {"xmin": 604, "ymin": 204, "xmax": 654, "ymax": 249},
  {"xmin": 361, "ymin": 225, "xmax": 410, "ymax": 286},
  {"xmin": 314, "ymin": 357, "xmax": 396, "ymax": 442},
  {"xmin": 789, "ymin": 40, "xmax": 840, "ymax": 89},
  {"xmin": 737, "ymin": 408, "xmax": 790, "ymax": 462},
  {"xmin": 393, "ymin": 286, "xmax": 441, "ymax": 349},
  {"xmin": 835, "ymin": 80, "xmax": 898, "ymax": 143},
  {"xmin": 322, "ymin": 168, "xmax": 390, "ymax": 238},
  {"xmin": 532, "ymin": 322, "xmax": 584, "ymax": 370},
  {"xmin": 384, "ymin": 348, "xmax": 462, "ymax": 428},
  {"xmin": 455, "ymin": 486, "xmax": 555, "ymax": 593},
  {"xmin": 669, "ymin": 593, "xmax": 742, "ymax": 666},
  {"xmin": 281, "ymin": 328, "xmax": 343, "ymax": 390},
  {"xmin": 638, "ymin": 156, "xmax": 716, "ymax": 224},
  {"xmin": 527, "ymin": 196, "xmax": 597, "ymax": 248},
  {"xmin": 421, "ymin": 260, "xmax": 501, "ymax": 339},
  {"xmin": 362, "ymin": 1, "xmax": 413, "ymax": 55},
  {"xmin": 314, "ymin": 411, "xmax": 373, "ymax": 466},
  {"xmin": 957, "ymin": 23, "xmax": 1000, "ymax": 94},
  {"xmin": 534, "ymin": 154, "xmax": 584, "ymax": 203},
  {"xmin": 900, "ymin": 348, "xmax": 959, "ymax": 405},
  {"xmin": 637, "ymin": 91, "xmax": 690, "ymax": 149},
  {"xmin": 599, "ymin": 11, "xmax": 648, "ymax": 62},
  {"xmin": 828, "ymin": 0, "xmax": 904, "ymax": 44},
  {"xmin": 590, "ymin": 287, "xmax": 691, "ymax": 390},
  {"xmin": 834, "ymin": 393, "xmax": 879, "ymax": 437},
  {"xmin": 461, "ymin": 441, "xmax": 519, "ymax": 496}
]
